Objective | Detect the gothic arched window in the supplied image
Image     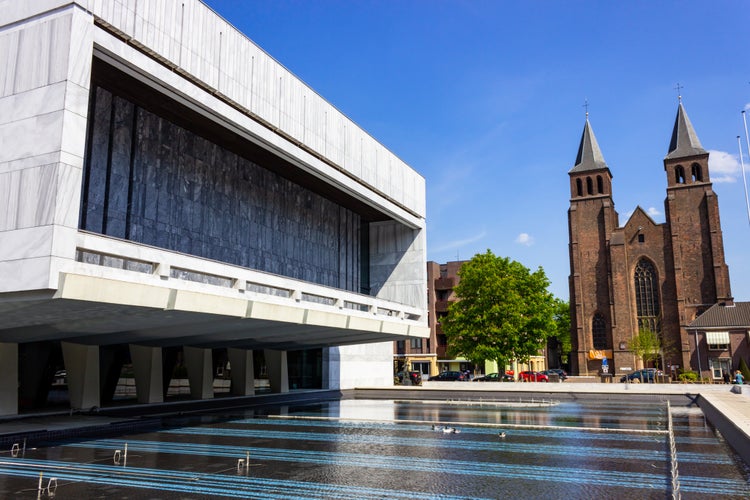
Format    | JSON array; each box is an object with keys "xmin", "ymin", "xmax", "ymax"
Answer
[
  {"xmin": 634, "ymin": 258, "xmax": 661, "ymax": 334},
  {"xmin": 596, "ymin": 175, "xmax": 604, "ymax": 194},
  {"xmin": 675, "ymin": 165, "xmax": 686, "ymax": 184},
  {"xmin": 691, "ymin": 163, "xmax": 703, "ymax": 182},
  {"xmin": 586, "ymin": 177, "xmax": 593, "ymax": 195},
  {"xmin": 576, "ymin": 178, "xmax": 583, "ymax": 197},
  {"xmin": 592, "ymin": 313, "xmax": 607, "ymax": 350}
]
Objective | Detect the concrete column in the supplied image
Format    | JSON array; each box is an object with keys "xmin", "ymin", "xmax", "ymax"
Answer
[
  {"xmin": 227, "ymin": 348, "xmax": 254, "ymax": 396},
  {"xmin": 0, "ymin": 343, "xmax": 18, "ymax": 416},
  {"xmin": 184, "ymin": 346, "xmax": 214, "ymax": 399},
  {"xmin": 62, "ymin": 342, "xmax": 100, "ymax": 410},
  {"xmin": 130, "ymin": 345, "xmax": 164, "ymax": 404},
  {"xmin": 264, "ymin": 349, "xmax": 289, "ymax": 393}
]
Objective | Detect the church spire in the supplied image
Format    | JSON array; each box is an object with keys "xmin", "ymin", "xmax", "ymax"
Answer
[
  {"xmin": 569, "ymin": 118, "xmax": 608, "ymax": 173},
  {"xmin": 665, "ymin": 103, "xmax": 706, "ymax": 159}
]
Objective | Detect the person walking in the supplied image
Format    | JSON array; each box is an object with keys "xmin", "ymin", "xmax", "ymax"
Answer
[
  {"xmin": 723, "ymin": 371, "xmax": 731, "ymax": 384},
  {"xmin": 734, "ymin": 370, "xmax": 745, "ymax": 385}
]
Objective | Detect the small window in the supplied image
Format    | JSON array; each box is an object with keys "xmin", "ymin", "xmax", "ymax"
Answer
[
  {"xmin": 586, "ymin": 177, "xmax": 593, "ymax": 195},
  {"xmin": 596, "ymin": 175, "xmax": 604, "ymax": 194},
  {"xmin": 675, "ymin": 165, "xmax": 686, "ymax": 184},
  {"xmin": 410, "ymin": 338, "xmax": 422, "ymax": 349},
  {"xmin": 706, "ymin": 331, "xmax": 729, "ymax": 351},
  {"xmin": 691, "ymin": 163, "xmax": 703, "ymax": 182},
  {"xmin": 592, "ymin": 313, "xmax": 607, "ymax": 350},
  {"xmin": 576, "ymin": 178, "xmax": 583, "ymax": 197},
  {"xmin": 638, "ymin": 234, "xmax": 645, "ymax": 243}
]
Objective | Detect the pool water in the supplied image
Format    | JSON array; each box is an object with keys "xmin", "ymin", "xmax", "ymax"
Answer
[{"xmin": 0, "ymin": 398, "xmax": 747, "ymax": 499}]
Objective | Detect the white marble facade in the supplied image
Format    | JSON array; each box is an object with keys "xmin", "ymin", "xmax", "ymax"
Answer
[{"xmin": 0, "ymin": 0, "xmax": 427, "ymax": 394}]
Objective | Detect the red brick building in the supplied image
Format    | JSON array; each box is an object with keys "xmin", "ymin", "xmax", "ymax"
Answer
[
  {"xmin": 568, "ymin": 103, "xmax": 733, "ymax": 377},
  {"xmin": 686, "ymin": 302, "xmax": 750, "ymax": 380}
]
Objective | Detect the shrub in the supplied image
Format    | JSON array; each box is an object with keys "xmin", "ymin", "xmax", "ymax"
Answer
[{"xmin": 677, "ymin": 370, "xmax": 698, "ymax": 382}]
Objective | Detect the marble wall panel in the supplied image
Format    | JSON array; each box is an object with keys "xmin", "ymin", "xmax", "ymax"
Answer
[
  {"xmin": 8, "ymin": 12, "xmax": 70, "ymax": 95},
  {"xmin": 0, "ymin": 170, "xmax": 20, "ymax": 230},
  {"xmin": 16, "ymin": 164, "xmax": 57, "ymax": 229},
  {"xmin": 81, "ymin": 87, "xmax": 363, "ymax": 292},
  {"xmin": 369, "ymin": 221, "xmax": 427, "ymax": 309},
  {"xmin": 0, "ymin": 110, "xmax": 64, "ymax": 167},
  {"xmin": 0, "ymin": 256, "xmax": 53, "ymax": 293},
  {"xmin": 0, "ymin": 225, "xmax": 53, "ymax": 262},
  {"xmin": 0, "ymin": 82, "xmax": 66, "ymax": 129},
  {"xmin": 54, "ymin": 162, "xmax": 83, "ymax": 228}
]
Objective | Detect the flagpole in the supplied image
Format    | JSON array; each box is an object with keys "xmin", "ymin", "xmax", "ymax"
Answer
[
  {"xmin": 737, "ymin": 135, "xmax": 750, "ymax": 225},
  {"xmin": 742, "ymin": 111, "xmax": 750, "ymax": 225}
]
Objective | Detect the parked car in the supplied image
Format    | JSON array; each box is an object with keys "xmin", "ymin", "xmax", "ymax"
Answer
[
  {"xmin": 396, "ymin": 371, "xmax": 422, "ymax": 385},
  {"xmin": 540, "ymin": 370, "xmax": 565, "ymax": 381},
  {"xmin": 519, "ymin": 371, "xmax": 549, "ymax": 382},
  {"xmin": 619, "ymin": 368, "xmax": 662, "ymax": 383},
  {"xmin": 473, "ymin": 372, "xmax": 514, "ymax": 382},
  {"xmin": 429, "ymin": 371, "xmax": 466, "ymax": 381},
  {"xmin": 546, "ymin": 368, "xmax": 568, "ymax": 380}
]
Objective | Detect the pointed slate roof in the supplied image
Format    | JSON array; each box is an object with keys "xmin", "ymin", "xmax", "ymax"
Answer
[
  {"xmin": 688, "ymin": 302, "xmax": 750, "ymax": 329},
  {"xmin": 665, "ymin": 103, "xmax": 706, "ymax": 160},
  {"xmin": 569, "ymin": 119, "xmax": 608, "ymax": 173}
]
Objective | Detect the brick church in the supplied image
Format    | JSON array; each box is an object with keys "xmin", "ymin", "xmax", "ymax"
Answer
[{"xmin": 567, "ymin": 102, "xmax": 733, "ymax": 377}]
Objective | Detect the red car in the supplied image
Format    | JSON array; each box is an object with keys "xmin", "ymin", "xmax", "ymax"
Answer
[{"xmin": 519, "ymin": 371, "xmax": 549, "ymax": 382}]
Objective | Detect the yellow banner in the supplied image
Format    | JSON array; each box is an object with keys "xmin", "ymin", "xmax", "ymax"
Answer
[{"xmin": 588, "ymin": 349, "xmax": 613, "ymax": 360}]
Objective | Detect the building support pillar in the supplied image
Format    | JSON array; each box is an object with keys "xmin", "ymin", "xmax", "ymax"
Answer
[
  {"xmin": 184, "ymin": 346, "xmax": 214, "ymax": 399},
  {"xmin": 130, "ymin": 345, "xmax": 164, "ymax": 404},
  {"xmin": 0, "ymin": 343, "xmax": 18, "ymax": 416},
  {"xmin": 62, "ymin": 342, "xmax": 100, "ymax": 410},
  {"xmin": 264, "ymin": 349, "xmax": 289, "ymax": 393},
  {"xmin": 227, "ymin": 348, "xmax": 254, "ymax": 396}
]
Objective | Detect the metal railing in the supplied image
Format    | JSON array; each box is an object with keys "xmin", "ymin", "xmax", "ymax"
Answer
[
  {"xmin": 667, "ymin": 401, "xmax": 682, "ymax": 499},
  {"xmin": 72, "ymin": 232, "xmax": 424, "ymax": 323}
]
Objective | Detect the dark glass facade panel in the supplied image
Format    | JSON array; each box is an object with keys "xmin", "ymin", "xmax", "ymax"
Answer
[{"xmin": 81, "ymin": 87, "xmax": 363, "ymax": 292}]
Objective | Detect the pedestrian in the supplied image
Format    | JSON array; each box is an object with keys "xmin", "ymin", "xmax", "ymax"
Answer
[
  {"xmin": 723, "ymin": 371, "xmax": 730, "ymax": 384},
  {"xmin": 734, "ymin": 370, "xmax": 745, "ymax": 385}
]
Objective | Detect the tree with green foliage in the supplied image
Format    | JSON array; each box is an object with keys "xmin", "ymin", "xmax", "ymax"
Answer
[
  {"xmin": 549, "ymin": 299, "xmax": 572, "ymax": 365},
  {"xmin": 442, "ymin": 250, "xmax": 557, "ymax": 367},
  {"xmin": 630, "ymin": 327, "xmax": 662, "ymax": 368}
]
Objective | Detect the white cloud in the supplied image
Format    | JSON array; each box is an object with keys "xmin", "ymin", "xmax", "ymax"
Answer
[
  {"xmin": 515, "ymin": 233, "xmax": 534, "ymax": 246},
  {"xmin": 432, "ymin": 230, "xmax": 487, "ymax": 253},
  {"xmin": 708, "ymin": 149, "xmax": 741, "ymax": 183},
  {"xmin": 646, "ymin": 207, "xmax": 661, "ymax": 217}
]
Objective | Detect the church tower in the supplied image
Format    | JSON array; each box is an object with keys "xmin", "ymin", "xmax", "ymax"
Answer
[
  {"xmin": 567, "ymin": 101, "xmax": 734, "ymax": 376},
  {"xmin": 662, "ymin": 102, "xmax": 732, "ymax": 369},
  {"xmin": 567, "ymin": 118, "xmax": 618, "ymax": 375}
]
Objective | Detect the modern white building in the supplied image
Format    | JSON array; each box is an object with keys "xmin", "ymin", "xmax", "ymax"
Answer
[{"xmin": 0, "ymin": 0, "xmax": 428, "ymax": 415}]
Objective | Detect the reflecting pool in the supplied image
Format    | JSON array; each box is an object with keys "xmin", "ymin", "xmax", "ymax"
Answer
[{"xmin": 0, "ymin": 397, "xmax": 748, "ymax": 499}]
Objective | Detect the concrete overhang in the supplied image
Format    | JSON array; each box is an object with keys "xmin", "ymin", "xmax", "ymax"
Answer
[{"xmin": 0, "ymin": 271, "xmax": 429, "ymax": 350}]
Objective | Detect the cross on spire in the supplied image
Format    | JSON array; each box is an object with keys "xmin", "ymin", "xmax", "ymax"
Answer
[
  {"xmin": 675, "ymin": 83, "xmax": 683, "ymax": 103},
  {"xmin": 583, "ymin": 99, "xmax": 589, "ymax": 119}
]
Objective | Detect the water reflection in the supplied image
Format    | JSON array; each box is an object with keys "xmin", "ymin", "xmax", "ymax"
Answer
[{"xmin": 0, "ymin": 398, "xmax": 747, "ymax": 499}]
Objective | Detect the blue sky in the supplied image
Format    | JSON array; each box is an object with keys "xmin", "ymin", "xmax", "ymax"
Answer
[{"xmin": 205, "ymin": 0, "xmax": 750, "ymax": 302}]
